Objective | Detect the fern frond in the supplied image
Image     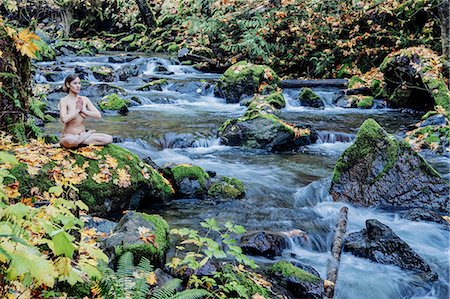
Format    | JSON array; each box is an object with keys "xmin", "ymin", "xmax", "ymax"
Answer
[
  {"xmin": 171, "ymin": 289, "xmax": 210, "ymax": 299},
  {"xmin": 150, "ymin": 278, "xmax": 181, "ymax": 299},
  {"xmin": 116, "ymin": 251, "xmax": 134, "ymax": 278}
]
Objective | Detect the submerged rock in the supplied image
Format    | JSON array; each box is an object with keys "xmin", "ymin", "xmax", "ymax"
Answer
[
  {"xmin": 240, "ymin": 231, "xmax": 288, "ymax": 258},
  {"xmin": 343, "ymin": 219, "xmax": 438, "ymax": 281},
  {"xmin": 298, "ymin": 88, "xmax": 324, "ymax": 109},
  {"xmin": 330, "ymin": 119, "xmax": 449, "ymax": 213},
  {"xmin": 137, "ymin": 79, "xmax": 168, "ymax": 91},
  {"xmin": 102, "ymin": 211, "xmax": 169, "ymax": 267},
  {"xmin": 268, "ymin": 260, "xmax": 325, "ymax": 299},
  {"xmin": 380, "ymin": 46, "xmax": 450, "ymax": 111},
  {"xmin": 215, "ymin": 61, "xmax": 280, "ymax": 103}
]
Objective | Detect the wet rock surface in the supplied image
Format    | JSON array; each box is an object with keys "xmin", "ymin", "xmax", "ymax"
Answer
[{"xmin": 343, "ymin": 219, "xmax": 438, "ymax": 281}]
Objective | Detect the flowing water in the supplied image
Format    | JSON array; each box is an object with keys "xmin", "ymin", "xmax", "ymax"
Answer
[{"xmin": 39, "ymin": 54, "xmax": 449, "ymax": 299}]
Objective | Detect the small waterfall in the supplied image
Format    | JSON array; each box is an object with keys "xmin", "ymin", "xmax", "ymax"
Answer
[{"xmin": 317, "ymin": 131, "xmax": 355, "ymax": 144}]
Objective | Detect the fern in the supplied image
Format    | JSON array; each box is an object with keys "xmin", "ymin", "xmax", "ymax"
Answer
[{"xmin": 150, "ymin": 278, "xmax": 209, "ymax": 299}]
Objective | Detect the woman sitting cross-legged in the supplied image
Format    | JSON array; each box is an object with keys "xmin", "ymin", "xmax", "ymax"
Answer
[{"xmin": 59, "ymin": 74, "xmax": 113, "ymax": 148}]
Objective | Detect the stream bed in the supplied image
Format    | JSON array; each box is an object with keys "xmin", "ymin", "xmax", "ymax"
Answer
[{"xmin": 39, "ymin": 53, "xmax": 449, "ymax": 299}]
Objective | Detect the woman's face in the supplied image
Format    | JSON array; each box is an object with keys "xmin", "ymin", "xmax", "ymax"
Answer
[{"xmin": 68, "ymin": 77, "xmax": 81, "ymax": 94}]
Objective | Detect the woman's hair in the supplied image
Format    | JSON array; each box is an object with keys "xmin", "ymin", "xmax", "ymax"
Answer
[{"xmin": 62, "ymin": 74, "xmax": 79, "ymax": 93}]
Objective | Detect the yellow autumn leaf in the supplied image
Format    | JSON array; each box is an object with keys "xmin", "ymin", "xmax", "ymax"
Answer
[
  {"xmin": 105, "ymin": 155, "xmax": 118, "ymax": 169},
  {"xmin": 116, "ymin": 168, "xmax": 131, "ymax": 188},
  {"xmin": 146, "ymin": 272, "xmax": 157, "ymax": 285}
]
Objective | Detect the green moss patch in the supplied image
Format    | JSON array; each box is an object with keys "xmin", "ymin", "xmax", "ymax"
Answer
[
  {"xmin": 137, "ymin": 79, "xmax": 169, "ymax": 91},
  {"xmin": 115, "ymin": 213, "xmax": 169, "ymax": 265},
  {"xmin": 98, "ymin": 93, "xmax": 130, "ymax": 111},
  {"xmin": 171, "ymin": 164, "xmax": 209, "ymax": 187},
  {"xmin": 208, "ymin": 176, "xmax": 245, "ymax": 199},
  {"xmin": 269, "ymin": 261, "xmax": 320, "ymax": 283},
  {"xmin": 332, "ymin": 119, "xmax": 400, "ymax": 183},
  {"xmin": 357, "ymin": 96, "xmax": 373, "ymax": 109}
]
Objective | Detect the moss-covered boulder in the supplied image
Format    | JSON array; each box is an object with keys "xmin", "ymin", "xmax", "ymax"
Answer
[
  {"xmin": 102, "ymin": 211, "xmax": 169, "ymax": 267},
  {"xmin": 3, "ymin": 141, "xmax": 174, "ymax": 217},
  {"xmin": 405, "ymin": 108, "xmax": 450, "ymax": 155},
  {"xmin": 298, "ymin": 88, "xmax": 324, "ymax": 109},
  {"xmin": 356, "ymin": 96, "xmax": 373, "ymax": 109},
  {"xmin": 380, "ymin": 47, "xmax": 450, "ymax": 111},
  {"xmin": 331, "ymin": 119, "xmax": 449, "ymax": 213},
  {"xmin": 242, "ymin": 92, "xmax": 286, "ymax": 110},
  {"xmin": 219, "ymin": 111, "xmax": 317, "ymax": 152},
  {"xmin": 90, "ymin": 65, "xmax": 115, "ymax": 82},
  {"xmin": 207, "ymin": 176, "xmax": 245, "ymax": 199},
  {"xmin": 268, "ymin": 261, "xmax": 324, "ymax": 299},
  {"xmin": 137, "ymin": 79, "xmax": 169, "ymax": 91},
  {"xmin": 215, "ymin": 61, "xmax": 280, "ymax": 103},
  {"xmin": 165, "ymin": 164, "xmax": 210, "ymax": 198},
  {"xmin": 98, "ymin": 93, "xmax": 130, "ymax": 114}
]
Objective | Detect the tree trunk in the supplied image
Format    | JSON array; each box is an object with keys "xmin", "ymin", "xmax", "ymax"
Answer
[
  {"xmin": 135, "ymin": 0, "xmax": 157, "ymax": 29},
  {"xmin": 0, "ymin": 27, "xmax": 32, "ymax": 142},
  {"xmin": 439, "ymin": 0, "xmax": 449, "ymax": 62}
]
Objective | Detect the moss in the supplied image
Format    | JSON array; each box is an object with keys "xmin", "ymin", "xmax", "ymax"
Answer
[
  {"xmin": 423, "ymin": 77, "xmax": 450, "ymax": 111},
  {"xmin": 98, "ymin": 93, "xmax": 130, "ymax": 111},
  {"xmin": 265, "ymin": 92, "xmax": 286, "ymax": 109},
  {"xmin": 269, "ymin": 261, "xmax": 320, "ymax": 283},
  {"xmin": 208, "ymin": 176, "xmax": 245, "ymax": 199},
  {"xmin": 370, "ymin": 79, "xmax": 386, "ymax": 98},
  {"xmin": 332, "ymin": 119, "xmax": 399, "ymax": 183},
  {"xmin": 298, "ymin": 87, "xmax": 321, "ymax": 105},
  {"xmin": 220, "ymin": 61, "xmax": 280, "ymax": 94},
  {"xmin": 115, "ymin": 213, "xmax": 169, "ymax": 264},
  {"xmin": 136, "ymin": 79, "xmax": 168, "ymax": 91},
  {"xmin": 90, "ymin": 65, "xmax": 113, "ymax": 76},
  {"xmin": 171, "ymin": 165, "xmax": 209, "ymax": 187},
  {"xmin": 167, "ymin": 43, "xmax": 179, "ymax": 52},
  {"xmin": 357, "ymin": 96, "xmax": 373, "ymax": 109},
  {"xmin": 347, "ymin": 76, "xmax": 367, "ymax": 89}
]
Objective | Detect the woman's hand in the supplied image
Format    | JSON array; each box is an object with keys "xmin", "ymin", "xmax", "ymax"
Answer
[{"xmin": 76, "ymin": 96, "xmax": 84, "ymax": 111}]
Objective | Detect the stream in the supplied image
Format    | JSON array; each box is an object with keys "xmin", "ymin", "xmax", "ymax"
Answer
[{"xmin": 38, "ymin": 53, "xmax": 449, "ymax": 299}]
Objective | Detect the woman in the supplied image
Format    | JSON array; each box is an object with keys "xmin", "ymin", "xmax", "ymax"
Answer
[{"xmin": 59, "ymin": 74, "xmax": 113, "ymax": 148}]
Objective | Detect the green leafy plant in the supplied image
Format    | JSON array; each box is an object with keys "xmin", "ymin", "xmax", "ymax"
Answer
[
  {"xmin": 150, "ymin": 278, "xmax": 210, "ymax": 299},
  {"xmin": 168, "ymin": 219, "xmax": 272, "ymax": 298}
]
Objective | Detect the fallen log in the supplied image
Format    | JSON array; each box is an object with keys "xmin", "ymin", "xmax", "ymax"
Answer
[
  {"xmin": 324, "ymin": 206, "xmax": 349, "ymax": 298},
  {"xmin": 345, "ymin": 87, "xmax": 371, "ymax": 96},
  {"xmin": 281, "ymin": 79, "xmax": 348, "ymax": 88}
]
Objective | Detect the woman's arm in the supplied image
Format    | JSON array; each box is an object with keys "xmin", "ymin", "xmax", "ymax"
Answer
[
  {"xmin": 59, "ymin": 100, "xmax": 81, "ymax": 124},
  {"xmin": 81, "ymin": 97, "xmax": 102, "ymax": 119}
]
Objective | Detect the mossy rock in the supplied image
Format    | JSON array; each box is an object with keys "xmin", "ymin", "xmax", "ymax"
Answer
[
  {"xmin": 98, "ymin": 93, "xmax": 130, "ymax": 114},
  {"xmin": 215, "ymin": 61, "xmax": 280, "ymax": 103},
  {"xmin": 298, "ymin": 88, "xmax": 324, "ymax": 108},
  {"xmin": 380, "ymin": 47, "xmax": 450, "ymax": 111},
  {"xmin": 243, "ymin": 92, "xmax": 286, "ymax": 110},
  {"xmin": 268, "ymin": 261, "xmax": 324, "ymax": 298},
  {"xmin": 357, "ymin": 96, "xmax": 373, "ymax": 109},
  {"xmin": 330, "ymin": 119, "xmax": 449, "ymax": 212},
  {"xmin": 103, "ymin": 211, "xmax": 169, "ymax": 267},
  {"xmin": 219, "ymin": 112, "xmax": 317, "ymax": 151},
  {"xmin": 169, "ymin": 164, "xmax": 210, "ymax": 197},
  {"xmin": 208, "ymin": 176, "xmax": 245, "ymax": 199},
  {"xmin": 7, "ymin": 144, "xmax": 174, "ymax": 216},
  {"xmin": 347, "ymin": 76, "xmax": 367, "ymax": 89},
  {"xmin": 136, "ymin": 79, "xmax": 169, "ymax": 91},
  {"xmin": 90, "ymin": 65, "xmax": 115, "ymax": 82}
]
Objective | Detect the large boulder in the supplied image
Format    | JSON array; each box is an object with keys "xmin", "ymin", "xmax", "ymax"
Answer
[
  {"xmin": 163, "ymin": 164, "xmax": 210, "ymax": 198},
  {"xmin": 380, "ymin": 47, "xmax": 450, "ymax": 111},
  {"xmin": 4, "ymin": 142, "xmax": 174, "ymax": 217},
  {"xmin": 102, "ymin": 211, "xmax": 169, "ymax": 267},
  {"xmin": 268, "ymin": 260, "xmax": 325, "ymax": 299},
  {"xmin": 207, "ymin": 176, "xmax": 245, "ymax": 199},
  {"xmin": 330, "ymin": 119, "xmax": 449, "ymax": 213},
  {"xmin": 219, "ymin": 112, "xmax": 317, "ymax": 152},
  {"xmin": 344, "ymin": 219, "xmax": 437, "ymax": 281},
  {"xmin": 90, "ymin": 65, "xmax": 115, "ymax": 82},
  {"xmin": 214, "ymin": 61, "xmax": 280, "ymax": 103}
]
